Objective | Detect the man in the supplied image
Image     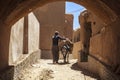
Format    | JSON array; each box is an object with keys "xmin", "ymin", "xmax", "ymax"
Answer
[{"xmin": 52, "ymin": 31, "xmax": 66, "ymax": 64}]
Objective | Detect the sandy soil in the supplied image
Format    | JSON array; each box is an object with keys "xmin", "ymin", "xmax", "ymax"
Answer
[{"xmin": 18, "ymin": 59, "xmax": 99, "ymax": 80}]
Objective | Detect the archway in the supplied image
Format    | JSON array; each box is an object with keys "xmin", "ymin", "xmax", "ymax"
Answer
[
  {"xmin": 0, "ymin": 0, "xmax": 118, "ymax": 27},
  {"xmin": 0, "ymin": 0, "xmax": 120, "ymax": 75}
]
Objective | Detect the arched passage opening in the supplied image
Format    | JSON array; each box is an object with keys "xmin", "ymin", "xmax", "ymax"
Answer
[
  {"xmin": 0, "ymin": 0, "xmax": 120, "ymax": 79},
  {"xmin": 2, "ymin": 0, "xmax": 118, "ymax": 27}
]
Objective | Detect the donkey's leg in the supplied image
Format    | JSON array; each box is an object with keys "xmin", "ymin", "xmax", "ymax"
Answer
[
  {"xmin": 66, "ymin": 52, "xmax": 69, "ymax": 63},
  {"xmin": 63, "ymin": 54, "xmax": 66, "ymax": 63},
  {"xmin": 62, "ymin": 51, "xmax": 66, "ymax": 63},
  {"xmin": 64, "ymin": 52, "xmax": 68, "ymax": 63},
  {"xmin": 63, "ymin": 53, "xmax": 66, "ymax": 63}
]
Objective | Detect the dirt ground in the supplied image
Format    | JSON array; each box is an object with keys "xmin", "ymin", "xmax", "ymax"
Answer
[{"xmin": 18, "ymin": 59, "xmax": 99, "ymax": 80}]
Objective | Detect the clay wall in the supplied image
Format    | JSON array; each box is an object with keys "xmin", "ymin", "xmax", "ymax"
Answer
[
  {"xmin": 34, "ymin": 2, "xmax": 73, "ymax": 58},
  {"xmin": 9, "ymin": 12, "xmax": 40, "ymax": 64},
  {"xmin": 78, "ymin": 10, "xmax": 120, "ymax": 79}
]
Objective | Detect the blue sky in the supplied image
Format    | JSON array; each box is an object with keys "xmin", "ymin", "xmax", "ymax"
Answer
[{"xmin": 65, "ymin": 2, "xmax": 86, "ymax": 30}]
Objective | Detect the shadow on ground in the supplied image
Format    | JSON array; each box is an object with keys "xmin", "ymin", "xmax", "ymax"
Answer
[
  {"xmin": 71, "ymin": 62, "xmax": 101, "ymax": 80},
  {"xmin": 47, "ymin": 62, "xmax": 70, "ymax": 65}
]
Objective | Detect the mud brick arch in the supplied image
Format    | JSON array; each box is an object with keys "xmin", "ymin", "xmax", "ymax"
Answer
[{"xmin": 0, "ymin": 0, "xmax": 120, "ymax": 71}]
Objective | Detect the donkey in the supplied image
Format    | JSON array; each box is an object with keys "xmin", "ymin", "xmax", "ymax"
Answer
[{"xmin": 59, "ymin": 38, "xmax": 73, "ymax": 63}]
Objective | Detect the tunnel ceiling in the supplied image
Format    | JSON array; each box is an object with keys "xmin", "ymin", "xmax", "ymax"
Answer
[
  {"xmin": 101, "ymin": 0, "xmax": 120, "ymax": 16},
  {"xmin": 0, "ymin": 0, "xmax": 120, "ymax": 27}
]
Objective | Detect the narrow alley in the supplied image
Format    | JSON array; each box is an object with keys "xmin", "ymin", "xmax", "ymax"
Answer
[
  {"xmin": 18, "ymin": 59, "xmax": 99, "ymax": 80},
  {"xmin": 1, "ymin": 1, "xmax": 120, "ymax": 80}
]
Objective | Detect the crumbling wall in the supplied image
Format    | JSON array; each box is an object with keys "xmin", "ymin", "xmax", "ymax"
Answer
[
  {"xmin": 78, "ymin": 10, "xmax": 120, "ymax": 79},
  {"xmin": 79, "ymin": 10, "xmax": 92, "ymax": 62}
]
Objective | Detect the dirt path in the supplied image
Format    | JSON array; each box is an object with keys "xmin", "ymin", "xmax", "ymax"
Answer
[{"xmin": 19, "ymin": 59, "xmax": 99, "ymax": 80}]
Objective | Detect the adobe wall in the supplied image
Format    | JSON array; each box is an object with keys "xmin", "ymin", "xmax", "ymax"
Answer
[
  {"xmin": 9, "ymin": 12, "xmax": 40, "ymax": 64},
  {"xmin": 9, "ymin": 18, "xmax": 24, "ymax": 64},
  {"xmin": 34, "ymin": 2, "xmax": 65, "ymax": 50},
  {"xmin": 72, "ymin": 28, "xmax": 81, "ymax": 59},
  {"xmin": 34, "ymin": 2, "xmax": 73, "ymax": 59},
  {"xmin": 78, "ymin": 10, "xmax": 120, "ymax": 79},
  {"xmin": 73, "ymin": 29, "xmax": 80, "ymax": 43},
  {"xmin": 86, "ymin": 10, "xmax": 119, "ymax": 68},
  {"xmin": 28, "ymin": 12, "xmax": 39, "ymax": 54},
  {"xmin": 72, "ymin": 41, "xmax": 82, "ymax": 59},
  {"xmin": 65, "ymin": 14, "xmax": 73, "ymax": 40},
  {"xmin": 0, "ymin": 12, "xmax": 41, "ymax": 80},
  {"xmin": 0, "ymin": 50, "xmax": 40, "ymax": 80}
]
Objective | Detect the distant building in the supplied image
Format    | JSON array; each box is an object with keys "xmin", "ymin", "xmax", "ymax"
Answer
[{"xmin": 34, "ymin": 2, "xmax": 73, "ymax": 59}]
